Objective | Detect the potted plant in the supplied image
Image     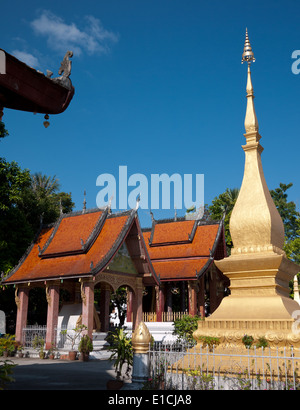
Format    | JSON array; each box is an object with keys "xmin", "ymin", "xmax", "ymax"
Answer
[
  {"xmin": 107, "ymin": 327, "xmax": 133, "ymax": 389},
  {"xmin": 0, "ymin": 334, "xmax": 15, "ymax": 358},
  {"xmin": 78, "ymin": 334, "xmax": 93, "ymax": 361},
  {"xmin": 47, "ymin": 343, "xmax": 57, "ymax": 360},
  {"xmin": 32, "ymin": 335, "xmax": 45, "ymax": 359},
  {"xmin": 61, "ymin": 324, "xmax": 87, "ymax": 360},
  {"xmin": 15, "ymin": 342, "xmax": 24, "ymax": 358}
]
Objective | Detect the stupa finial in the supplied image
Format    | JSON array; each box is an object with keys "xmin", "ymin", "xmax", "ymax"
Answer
[
  {"xmin": 242, "ymin": 29, "xmax": 259, "ymax": 134},
  {"xmin": 242, "ymin": 28, "xmax": 255, "ymax": 65}
]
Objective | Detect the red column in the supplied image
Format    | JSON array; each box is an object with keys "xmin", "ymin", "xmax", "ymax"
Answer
[
  {"xmin": 198, "ymin": 276, "xmax": 205, "ymax": 318},
  {"xmin": 81, "ymin": 280, "xmax": 94, "ymax": 339},
  {"xmin": 188, "ymin": 281, "xmax": 197, "ymax": 316},
  {"xmin": 45, "ymin": 281, "xmax": 60, "ymax": 350},
  {"xmin": 15, "ymin": 286, "xmax": 29, "ymax": 344},
  {"xmin": 156, "ymin": 285, "xmax": 165, "ymax": 322}
]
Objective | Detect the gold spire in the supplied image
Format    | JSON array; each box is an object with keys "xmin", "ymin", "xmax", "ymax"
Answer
[
  {"xmin": 242, "ymin": 29, "xmax": 259, "ymax": 135},
  {"xmin": 228, "ymin": 29, "xmax": 285, "ymax": 254}
]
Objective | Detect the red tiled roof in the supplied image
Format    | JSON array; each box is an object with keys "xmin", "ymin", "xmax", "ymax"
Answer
[
  {"xmin": 41, "ymin": 211, "xmax": 103, "ymax": 256},
  {"xmin": 152, "ymin": 258, "xmax": 211, "ymax": 280},
  {"xmin": 4, "ymin": 209, "xmax": 157, "ymax": 284},
  {"xmin": 143, "ymin": 219, "xmax": 224, "ymax": 281},
  {"xmin": 151, "ymin": 220, "xmax": 195, "ymax": 244}
]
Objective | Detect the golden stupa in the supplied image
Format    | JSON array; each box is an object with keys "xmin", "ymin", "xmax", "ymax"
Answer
[{"xmin": 193, "ymin": 29, "xmax": 300, "ymax": 349}]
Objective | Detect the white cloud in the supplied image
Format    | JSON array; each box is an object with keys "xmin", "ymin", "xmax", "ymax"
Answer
[
  {"xmin": 11, "ymin": 50, "xmax": 40, "ymax": 68},
  {"xmin": 30, "ymin": 10, "xmax": 119, "ymax": 57}
]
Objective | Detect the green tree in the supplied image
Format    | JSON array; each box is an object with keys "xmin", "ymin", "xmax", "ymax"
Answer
[
  {"xmin": 270, "ymin": 183, "xmax": 300, "ymax": 243},
  {"xmin": 284, "ymin": 218, "xmax": 300, "ymax": 265},
  {"xmin": 110, "ymin": 287, "xmax": 128, "ymax": 327},
  {"xmin": 208, "ymin": 188, "xmax": 240, "ymax": 251},
  {"xmin": 20, "ymin": 172, "xmax": 74, "ymax": 232},
  {"xmin": 0, "ymin": 158, "xmax": 33, "ymax": 274},
  {"xmin": 0, "ymin": 121, "xmax": 9, "ymax": 140},
  {"xmin": 0, "ymin": 158, "xmax": 75, "ymax": 329},
  {"xmin": 172, "ymin": 315, "xmax": 201, "ymax": 345}
]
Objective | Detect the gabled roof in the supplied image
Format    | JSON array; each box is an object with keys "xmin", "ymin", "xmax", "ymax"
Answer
[
  {"xmin": 143, "ymin": 217, "xmax": 226, "ymax": 281},
  {"xmin": 4, "ymin": 208, "xmax": 159, "ymax": 286}
]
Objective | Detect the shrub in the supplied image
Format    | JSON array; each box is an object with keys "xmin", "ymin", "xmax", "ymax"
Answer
[
  {"xmin": 242, "ymin": 334, "xmax": 254, "ymax": 349},
  {"xmin": 256, "ymin": 336, "xmax": 269, "ymax": 349},
  {"xmin": 198, "ymin": 336, "xmax": 220, "ymax": 352},
  {"xmin": 108, "ymin": 327, "xmax": 133, "ymax": 378},
  {"xmin": 172, "ymin": 315, "xmax": 201, "ymax": 345}
]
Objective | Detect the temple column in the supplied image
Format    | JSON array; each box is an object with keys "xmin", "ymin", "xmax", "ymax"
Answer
[
  {"xmin": 188, "ymin": 281, "xmax": 197, "ymax": 316},
  {"xmin": 198, "ymin": 276, "xmax": 205, "ymax": 318},
  {"xmin": 156, "ymin": 285, "xmax": 165, "ymax": 322},
  {"xmin": 45, "ymin": 281, "xmax": 60, "ymax": 350},
  {"xmin": 99, "ymin": 283, "xmax": 111, "ymax": 332},
  {"xmin": 15, "ymin": 286, "xmax": 29, "ymax": 344},
  {"xmin": 81, "ymin": 279, "xmax": 94, "ymax": 339},
  {"xmin": 132, "ymin": 278, "xmax": 143, "ymax": 331}
]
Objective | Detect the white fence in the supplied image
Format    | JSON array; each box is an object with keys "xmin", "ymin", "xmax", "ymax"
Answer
[
  {"xmin": 22, "ymin": 325, "xmax": 80, "ymax": 350},
  {"xmin": 22, "ymin": 325, "xmax": 47, "ymax": 348},
  {"xmin": 148, "ymin": 342, "xmax": 300, "ymax": 390}
]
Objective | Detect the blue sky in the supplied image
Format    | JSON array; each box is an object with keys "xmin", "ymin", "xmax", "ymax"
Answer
[{"xmin": 1, "ymin": 0, "xmax": 300, "ymax": 227}]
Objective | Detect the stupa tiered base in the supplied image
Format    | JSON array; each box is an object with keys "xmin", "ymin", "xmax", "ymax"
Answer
[{"xmin": 193, "ymin": 251, "xmax": 300, "ymax": 350}]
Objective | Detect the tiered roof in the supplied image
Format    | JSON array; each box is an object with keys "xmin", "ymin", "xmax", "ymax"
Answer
[
  {"xmin": 143, "ymin": 216, "xmax": 226, "ymax": 281},
  {"xmin": 4, "ymin": 208, "xmax": 158, "ymax": 285}
]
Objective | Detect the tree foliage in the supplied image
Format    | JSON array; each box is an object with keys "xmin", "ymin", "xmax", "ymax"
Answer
[
  {"xmin": 208, "ymin": 188, "xmax": 240, "ymax": 252},
  {"xmin": 0, "ymin": 159, "xmax": 74, "ymax": 275},
  {"xmin": 0, "ymin": 157, "xmax": 75, "ymax": 329},
  {"xmin": 270, "ymin": 183, "xmax": 300, "ymax": 242},
  {"xmin": 208, "ymin": 183, "xmax": 300, "ymax": 265},
  {"xmin": 0, "ymin": 121, "xmax": 8, "ymax": 140},
  {"xmin": 172, "ymin": 315, "xmax": 201, "ymax": 345}
]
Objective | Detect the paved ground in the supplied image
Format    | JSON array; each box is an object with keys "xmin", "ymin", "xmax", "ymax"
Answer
[{"xmin": 5, "ymin": 356, "xmax": 132, "ymax": 390}]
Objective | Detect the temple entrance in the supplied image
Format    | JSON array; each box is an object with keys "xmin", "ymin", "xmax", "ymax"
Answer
[{"xmin": 94, "ymin": 280, "xmax": 136, "ymax": 332}]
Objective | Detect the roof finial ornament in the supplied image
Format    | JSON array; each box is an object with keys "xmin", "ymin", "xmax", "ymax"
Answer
[
  {"xmin": 135, "ymin": 194, "xmax": 141, "ymax": 211},
  {"xmin": 108, "ymin": 195, "xmax": 113, "ymax": 213},
  {"xmin": 82, "ymin": 190, "xmax": 86, "ymax": 214}
]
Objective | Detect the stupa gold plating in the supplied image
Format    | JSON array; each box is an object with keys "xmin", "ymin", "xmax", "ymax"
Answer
[{"xmin": 193, "ymin": 29, "xmax": 300, "ymax": 349}]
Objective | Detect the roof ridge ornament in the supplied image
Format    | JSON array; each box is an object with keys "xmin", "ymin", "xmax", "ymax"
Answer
[
  {"xmin": 135, "ymin": 194, "xmax": 141, "ymax": 211},
  {"xmin": 82, "ymin": 190, "xmax": 87, "ymax": 214}
]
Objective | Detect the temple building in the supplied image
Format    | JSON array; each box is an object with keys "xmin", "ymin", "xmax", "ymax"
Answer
[
  {"xmin": 3, "ymin": 206, "xmax": 159, "ymax": 348},
  {"xmin": 3, "ymin": 204, "xmax": 229, "ymax": 347},
  {"xmin": 142, "ymin": 214, "xmax": 229, "ymax": 321}
]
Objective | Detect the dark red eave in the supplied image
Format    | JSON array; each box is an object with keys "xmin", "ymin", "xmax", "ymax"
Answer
[{"xmin": 0, "ymin": 49, "xmax": 74, "ymax": 114}]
